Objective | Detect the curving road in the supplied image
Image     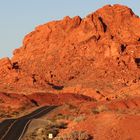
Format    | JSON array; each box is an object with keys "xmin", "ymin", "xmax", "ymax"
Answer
[{"xmin": 0, "ymin": 106, "xmax": 57, "ymax": 140}]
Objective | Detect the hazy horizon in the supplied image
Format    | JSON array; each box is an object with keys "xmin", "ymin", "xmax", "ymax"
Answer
[{"xmin": 0, "ymin": 0, "xmax": 140, "ymax": 58}]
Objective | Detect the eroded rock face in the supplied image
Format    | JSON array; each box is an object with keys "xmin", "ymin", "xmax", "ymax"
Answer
[{"xmin": 1, "ymin": 4, "xmax": 140, "ymax": 93}]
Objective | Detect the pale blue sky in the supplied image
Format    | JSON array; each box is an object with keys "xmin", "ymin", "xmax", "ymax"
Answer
[{"xmin": 0, "ymin": 0, "xmax": 139, "ymax": 58}]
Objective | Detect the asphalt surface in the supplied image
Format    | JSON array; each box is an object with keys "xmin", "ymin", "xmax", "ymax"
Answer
[{"xmin": 0, "ymin": 106, "xmax": 57, "ymax": 140}]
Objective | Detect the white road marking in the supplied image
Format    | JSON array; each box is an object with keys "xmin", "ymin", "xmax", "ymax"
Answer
[
  {"xmin": 17, "ymin": 120, "xmax": 31, "ymax": 140},
  {"xmin": 1, "ymin": 120, "xmax": 17, "ymax": 140},
  {"xmin": 1, "ymin": 106, "xmax": 55, "ymax": 140},
  {"xmin": 26, "ymin": 106, "xmax": 53, "ymax": 119}
]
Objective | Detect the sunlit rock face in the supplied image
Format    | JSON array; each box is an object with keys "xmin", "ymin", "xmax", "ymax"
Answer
[{"xmin": 0, "ymin": 4, "xmax": 140, "ymax": 93}]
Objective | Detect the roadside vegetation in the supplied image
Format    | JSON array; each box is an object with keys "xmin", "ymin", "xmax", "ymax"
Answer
[
  {"xmin": 23, "ymin": 120, "xmax": 67, "ymax": 140},
  {"xmin": 54, "ymin": 130, "xmax": 93, "ymax": 140}
]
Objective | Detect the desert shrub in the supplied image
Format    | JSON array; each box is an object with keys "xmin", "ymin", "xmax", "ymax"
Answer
[
  {"xmin": 0, "ymin": 111, "xmax": 12, "ymax": 118},
  {"xmin": 54, "ymin": 113, "xmax": 68, "ymax": 120},
  {"xmin": 52, "ymin": 121, "xmax": 67, "ymax": 129},
  {"xmin": 66, "ymin": 103, "xmax": 77, "ymax": 110},
  {"xmin": 115, "ymin": 108, "xmax": 128, "ymax": 114},
  {"xmin": 23, "ymin": 121, "xmax": 67, "ymax": 140},
  {"xmin": 23, "ymin": 127, "xmax": 59, "ymax": 140},
  {"xmin": 73, "ymin": 115, "xmax": 86, "ymax": 123},
  {"xmin": 92, "ymin": 105, "xmax": 108, "ymax": 114},
  {"xmin": 92, "ymin": 108, "xmax": 100, "ymax": 114},
  {"xmin": 55, "ymin": 113, "xmax": 74, "ymax": 121},
  {"xmin": 0, "ymin": 106, "xmax": 17, "ymax": 118},
  {"xmin": 54, "ymin": 130, "xmax": 93, "ymax": 140}
]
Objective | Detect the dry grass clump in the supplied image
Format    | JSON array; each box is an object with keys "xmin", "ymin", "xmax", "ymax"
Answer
[
  {"xmin": 73, "ymin": 115, "xmax": 86, "ymax": 123},
  {"xmin": 92, "ymin": 105, "xmax": 108, "ymax": 114},
  {"xmin": 54, "ymin": 130, "xmax": 93, "ymax": 140},
  {"xmin": 23, "ymin": 121, "xmax": 67, "ymax": 140}
]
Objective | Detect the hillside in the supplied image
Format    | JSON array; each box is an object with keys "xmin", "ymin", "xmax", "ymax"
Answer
[
  {"xmin": 0, "ymin": 4, "xmax": 140, "ymax": 94},
  {"xmin": 0, "ymin": 4, "xmax": 140, "ymax": 140}
]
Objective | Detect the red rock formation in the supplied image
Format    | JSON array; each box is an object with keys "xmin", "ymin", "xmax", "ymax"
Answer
[
  {"xmin": 0, "ymin": 4, "xmax": 140, "ymax": 95},
  {"xmin": 0, "ymin": 5, "xmax": 140, "ymax": 139}
]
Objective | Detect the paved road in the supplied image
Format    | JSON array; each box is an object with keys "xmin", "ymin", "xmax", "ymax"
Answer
[{"xmin": 0, "ymin": 106, "xmax": 57, "ymax": 140}]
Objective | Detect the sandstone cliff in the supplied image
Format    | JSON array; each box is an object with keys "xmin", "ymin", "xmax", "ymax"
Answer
[{"xmin": 0, "ymin": 4, "xmax": 140, "ymax": 96}]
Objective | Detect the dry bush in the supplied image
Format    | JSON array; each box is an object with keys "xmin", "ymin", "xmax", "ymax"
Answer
[
  {"xmin": 92, "ymin": 105, "xmax": 108, "ymax": 114},
  {"xmin": 23, "ymin": 121, "xmax": 67, "ymax": 140},
  {"xmin": 73, "ymin": 115, "xmax": 86, "ymax": 123},
  {"xmin": 54, "ymin": 130, "xmax": 93, "ymax": 140}
]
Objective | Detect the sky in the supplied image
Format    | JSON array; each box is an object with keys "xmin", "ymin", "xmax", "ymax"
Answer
[{"xmin": 0, "ymin": 0, "xmax": 140, "ymax": 58}]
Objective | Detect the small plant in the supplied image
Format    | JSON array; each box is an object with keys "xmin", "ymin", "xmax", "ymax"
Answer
[
  {"xmin": 54, "ymin": 130, "xmax": 93, "ymax": 140},
  {"xmin": 92, "ymin": 105, "xmax": 108, "ymax": 114},
  {"xmin": 92, "ymin": 108, "xmax": 100, "ymax": 114},
  {"xmin": 97, "ymin": 105, "xmax": 108, "ymax": 112},
  {"xmin": 54, "ymin": 113, "xmax": 74, "ymax": 121},
  {"xmin": 52, "ymin": 121, "xmax": 67, "ymax": 129},
  {"xmin": 115, "ymin": 108, "xmax": 127, "ymax": 114},
  {"xmin": 67, "ymin": 104, "xmax": 77, "ymax": 110},
  {"xmin": 73, "ymin": 115, "xmax": 86, "ymax": 123},
  {"xmin": 55, "ymin": 113, "xmax": 66, "ymax": 120},
  {"xmin": 23, "ymin": 121, "xmax": 67, "ymax": 140}
]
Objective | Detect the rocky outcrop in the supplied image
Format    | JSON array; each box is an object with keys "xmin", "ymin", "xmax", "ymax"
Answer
[{"xmin": 0, "ymin": 4, "xmax": 140, "ymax": 93}]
